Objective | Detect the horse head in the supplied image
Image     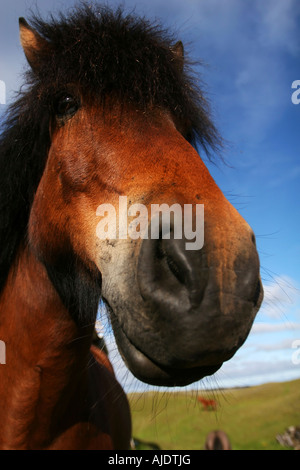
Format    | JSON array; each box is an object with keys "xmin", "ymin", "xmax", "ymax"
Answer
[{"xmin": 17, "ymin": 7, "xmax": 263, "ymax": 388}]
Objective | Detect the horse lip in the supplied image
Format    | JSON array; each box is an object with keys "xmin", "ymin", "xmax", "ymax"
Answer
[
  {"xmin": 104, "ymin": 298, "xmax": 222, "ymax": 386},
  {"xmin": 120, "ymin": 332, "xmax": 222, "ymax": 387}
]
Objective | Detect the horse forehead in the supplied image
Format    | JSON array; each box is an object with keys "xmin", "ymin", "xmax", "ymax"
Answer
[
  {"xmin": 53, "ymin": 102, "xmax": 175, "ymax": 142},
  {"xmin": 52, "ymin": 104, "xmax": 187, "ymax": 163},
  {"xmin": 108, "ymin": 110, "xmax": 176, "ymax": 144},
  {"xmin": 49, "ymin": 103, "xmax": 221, "ymax": 197}
]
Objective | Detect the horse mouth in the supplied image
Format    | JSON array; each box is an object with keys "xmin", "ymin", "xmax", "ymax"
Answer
[{"xmin": 104, "ymin": 299, "xmax": 222, "ymax": 387}]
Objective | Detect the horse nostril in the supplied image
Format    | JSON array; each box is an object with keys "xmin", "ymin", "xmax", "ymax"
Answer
[
  {"xmin": 251, "ymin": 232, "xmax": 256, "ymax": 247},
  {"xmin": 138, "ymin": 234, "xmax": 209, "ymax": 311},
  {"xmin": 253, "ymin": 279, "xmax": 262, "ymax": 307},
  {"xmin": 156, "ymin": 239, "xmax": 188, "ymax": 285}
]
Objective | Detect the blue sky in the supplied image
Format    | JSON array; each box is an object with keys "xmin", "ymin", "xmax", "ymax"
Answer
[{"xmin": 1, "ymin": 0, "xmax": 300, "ymax": 392}]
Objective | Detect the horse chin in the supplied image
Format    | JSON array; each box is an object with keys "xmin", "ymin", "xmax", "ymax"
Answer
[{"xmin": 105, "ymin": 300, "xmax": 222, "ymax": 387}]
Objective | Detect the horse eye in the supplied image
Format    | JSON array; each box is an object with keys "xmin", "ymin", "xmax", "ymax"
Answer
[{"xmin": 54, "ymin": 93, "xmax": 80, "ymax": 118}]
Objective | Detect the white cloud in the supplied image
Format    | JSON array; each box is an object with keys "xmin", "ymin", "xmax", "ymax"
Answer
[
  {"xmin": 252, "ymin": 322, "xmax": 300, "ymax": 334},
  {"xmin": 256, "ymin": 0, "xmax": 300, "ymax": 55},
  {"xmin": 268, "ymin": 165, "xmax": 300, "ymax": 188},
  {"xmin": 190, "ymin": 0, "xmax": 300, "ymax": 143},
  {"xmin": 217, "ymin": 356, "xmax": 300, "ymax": 387},
  {"xmin": 255, "ymin": 338, "xmax": 300, "ymax": 352},
  {"xmin": 259, "ymin": 275, "xmax": 299, "ymax": 319}
]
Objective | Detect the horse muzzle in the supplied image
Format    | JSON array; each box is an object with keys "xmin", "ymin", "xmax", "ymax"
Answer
[{"xmin": 105, "ymin": 216, "xmax": 263, "ymax": 387}]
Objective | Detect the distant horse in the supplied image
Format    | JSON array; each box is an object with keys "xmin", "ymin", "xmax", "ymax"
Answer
[
  {"xmin": 197, "ymin": 396, "xmax": 217, "ymax": 411},
  {"xmin": 205, "ymin": 431, "xmax": 232, "ymax": 450},
  {"xmin": 0, "ymin": 5, "xmax": 263, "ymax": 449}
]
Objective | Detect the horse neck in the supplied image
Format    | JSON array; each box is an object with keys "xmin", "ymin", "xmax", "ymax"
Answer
[{"xmin": 0, "ymin": 244, "xmax": 94, "ymax": 448}]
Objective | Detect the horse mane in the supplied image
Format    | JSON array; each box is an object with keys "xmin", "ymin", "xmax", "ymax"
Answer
[{"xmin": 0, "ymin": 3, "xmax": 221, "ymax": 301}]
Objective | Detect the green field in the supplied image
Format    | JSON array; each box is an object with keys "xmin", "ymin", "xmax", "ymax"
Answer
[{"xmin": 128, "ymin": 378, "xmax": 300, "ymax": 450}]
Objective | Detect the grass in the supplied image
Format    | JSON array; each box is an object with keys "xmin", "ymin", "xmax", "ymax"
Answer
[{"xmin": 128, "ymin": 378, "xmax": 300, "ymax": 450}]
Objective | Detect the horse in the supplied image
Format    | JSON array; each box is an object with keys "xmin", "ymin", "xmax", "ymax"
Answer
[
  {"xmin": 205, "ymin": 431, "xmax": 232, "ymax": 450},
  {"xmin": 197, "ymin": 396, "xmax": 217, "ymax": 411},
  {"xmin": 0, "ymin": 5, "xmax": 263, "ymax": 449}
]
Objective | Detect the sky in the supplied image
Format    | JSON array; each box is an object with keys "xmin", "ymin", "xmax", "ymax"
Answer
[{"xmin": 0, "ymin": 0, "xmax": 300, "ymax": 393}]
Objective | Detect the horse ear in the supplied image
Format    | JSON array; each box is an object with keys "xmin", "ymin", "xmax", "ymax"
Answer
[
  {"xmin": 19, "ymin": 17, "xmax": 50, "ymax": 72},
  {"xmin": 171, "ymin": 41, "xmax": 184, "ymax": 72}
]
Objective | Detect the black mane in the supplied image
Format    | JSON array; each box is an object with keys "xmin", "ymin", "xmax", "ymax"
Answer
[{"xmin": 0, "ymin": 3, "xmax": 221, "ymax": 302}]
